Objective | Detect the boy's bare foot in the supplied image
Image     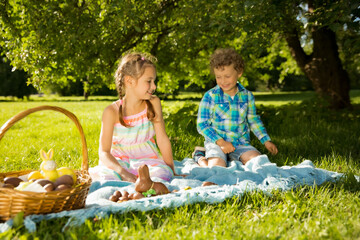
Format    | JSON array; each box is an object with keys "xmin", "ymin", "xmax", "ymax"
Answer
[
  {"xmin": 197, "ymin": 157, "xmax": 208, "ymax": 167},
  {"xmin": 192, "ymin": 146, "xmax": 207, "ymax": 166}
]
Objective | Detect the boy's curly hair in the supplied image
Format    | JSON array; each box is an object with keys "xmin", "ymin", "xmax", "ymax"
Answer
[{"xmin": 210, "ymin": 48, "xmax": 245, "ymax": 74}]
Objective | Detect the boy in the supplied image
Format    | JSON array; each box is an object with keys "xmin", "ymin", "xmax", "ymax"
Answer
[{"xmin": 196, "ymin": 48, "xmax": 278, "ymax": 167}]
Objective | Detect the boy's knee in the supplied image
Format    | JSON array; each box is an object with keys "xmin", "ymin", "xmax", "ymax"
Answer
[
  {"xmin": 240, "ymin": 150, "xmax": 261, "ymax": 164},
  {"xmin": 207, "ymin": 157, "xmax": 227, "ymax": 167}
]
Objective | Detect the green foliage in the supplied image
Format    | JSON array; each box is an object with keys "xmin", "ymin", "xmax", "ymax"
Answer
[
  {"xmin": 2, "ymin": 0, "xmax": 358, "ymax": 98},
  {"xmin": 0, "ymin": 0, "xmax": 183, "ymax": 92}
]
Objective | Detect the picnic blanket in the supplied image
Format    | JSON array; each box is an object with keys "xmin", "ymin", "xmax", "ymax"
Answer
[{"xmin": 0, "ymin": 154, "xmax": 350, "ymax": 233}]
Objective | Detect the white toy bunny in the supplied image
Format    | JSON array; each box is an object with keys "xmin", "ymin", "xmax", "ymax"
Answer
[{"xmin": 40, "ymin": 149, "xmax": 59, "ymax": 182}]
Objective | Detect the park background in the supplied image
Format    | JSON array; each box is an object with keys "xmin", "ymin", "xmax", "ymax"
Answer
[{"xmin": 0, "ymin": 0, "xmax": 360, "ymax": 239}]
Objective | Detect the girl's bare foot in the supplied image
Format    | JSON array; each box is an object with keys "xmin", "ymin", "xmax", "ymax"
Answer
[{"xmin": 202, "ymin": 181, "xmax": 217, "ymax": 187}]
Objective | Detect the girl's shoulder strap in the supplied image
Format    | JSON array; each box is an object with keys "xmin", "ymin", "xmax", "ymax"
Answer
[{"xmin": 112, "ymin": 99, "xmax": 123, "ymax": 110}]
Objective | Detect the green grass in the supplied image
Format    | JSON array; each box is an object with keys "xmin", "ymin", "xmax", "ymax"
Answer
[{"xmin": 0, "ymin": 90, "xmax": 360, "ymax": 239}]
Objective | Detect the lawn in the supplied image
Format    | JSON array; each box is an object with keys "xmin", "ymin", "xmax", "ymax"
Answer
[{"xmin": 0, "ymin": 90, "xmax": 360, "ymax": 239}]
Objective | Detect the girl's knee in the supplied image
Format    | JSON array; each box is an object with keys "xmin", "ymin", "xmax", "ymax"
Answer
[{"xmin": 148, "ymin": 166, "xmax": 173, "ymax": 181}]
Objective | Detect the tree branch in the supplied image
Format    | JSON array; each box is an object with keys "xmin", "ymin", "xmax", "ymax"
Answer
[{"xmin": 285, "ymin": 28, "xmax": 310, "ymax": 71}]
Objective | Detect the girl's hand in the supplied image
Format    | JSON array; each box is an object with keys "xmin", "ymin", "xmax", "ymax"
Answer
[
  {"xmin": 174, "ymin": 173, "xmax": 188, "ymax": 178},
  {"xmin": 171, "ymin": 167, "xmax": 187, "ymax": 178},
  {"xmin": 265, "ymin": 141, "xmax": 278, "ymax": 155},
  {"xmin": 216, "ymin": 139, "xmax": 235, "ymax": 154},
  {"xmin": 119, "ymin": 170, "xmax": 137, "ymax": 183}
]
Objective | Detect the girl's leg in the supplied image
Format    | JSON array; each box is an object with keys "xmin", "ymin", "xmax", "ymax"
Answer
[
  {"xmin": 130, "ymin": 159, "xmax": 173, "ymax": 181},
  {"xmin": 148, "ymin": 165, "xmax": 173, "ymax": 181}
]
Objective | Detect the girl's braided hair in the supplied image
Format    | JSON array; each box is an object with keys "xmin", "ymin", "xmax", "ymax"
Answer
[{"xmin": 114, "ymin": 52, "xmax": 157, "ymax": 127}]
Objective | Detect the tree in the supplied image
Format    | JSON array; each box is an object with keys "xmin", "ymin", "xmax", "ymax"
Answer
[
  {"xmin": 239, "ymin": 0, "xmax": 359, "ymax": 109},
  {"xmin": 0, "ymin": 0, "xmax": 181, "ymax": 97},
  {"xmin": 0, "ymin": 0, "xmax": 358, "ymax": 108},
  {"xmin": 153, "ymin": 0, "xmax": 359, "ymax": 109}
]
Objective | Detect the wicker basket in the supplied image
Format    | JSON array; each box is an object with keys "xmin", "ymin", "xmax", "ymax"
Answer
[{"xmin": 0, "ymin": 105, "xmax": 92, "ymax": 221}]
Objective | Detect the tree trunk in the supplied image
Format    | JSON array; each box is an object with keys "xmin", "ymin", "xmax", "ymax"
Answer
[
  {"xmin": 83, "ymin": 79, "xmax": 89, "ymax": 101},
  {"xmin": 285, "ymin": 27, "xmax": 351, "ymax": 109}
]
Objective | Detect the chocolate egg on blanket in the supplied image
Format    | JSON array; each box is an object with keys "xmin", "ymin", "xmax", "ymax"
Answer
[
  {"xmin": 128, "ymin": 193, "xmax": 135, "ymax": 199},
  {"xmin": 122, "ymin": 190, "xmax": 129, "ymax": 198},
  {"xmin": 114, "ymin": 190, "xmax": 122, "ymax": 198},
  {"xmin": 109, "ymin": 195, "xmax": 119, "ymax": 202},
  {"xmin": 132, "ymin": 192, "xmax": 144, "ymax": 199},
  {"xmin": 117, "ymin": 196, "xmax": 129, "ymax": 202}
]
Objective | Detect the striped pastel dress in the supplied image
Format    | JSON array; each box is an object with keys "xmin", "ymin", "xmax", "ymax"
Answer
[{"xmin": 90, "ymin": 100, "xmax": 173, "ymax": 182}]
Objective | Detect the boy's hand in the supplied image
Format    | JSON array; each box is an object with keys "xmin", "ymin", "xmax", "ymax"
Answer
[
  {"xmin": 265, "ymin": 141, "xmax": 278, "ymax": 155},
  {"xmin": 216, "ymin": 139, "xmax": 235, "ymax": 154}
]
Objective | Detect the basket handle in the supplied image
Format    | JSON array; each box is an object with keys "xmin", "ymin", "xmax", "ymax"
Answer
[{"xmin": 0, "ymin": 105, "xmax": 89, "ymax": 171}]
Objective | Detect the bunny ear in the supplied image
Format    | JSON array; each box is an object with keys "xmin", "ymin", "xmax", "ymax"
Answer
[
  {"xmin": 47, "ymin": 149, "xmax": 54, "ymax": 160},
  {"xmin": 40, "ymin": 149, "xmax": 48, "ymax": 160}
]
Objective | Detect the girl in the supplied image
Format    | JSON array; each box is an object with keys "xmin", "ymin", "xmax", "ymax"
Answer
[{"xmin": 90, "ymin": 52, "xmax": 175, "ymax": 182}]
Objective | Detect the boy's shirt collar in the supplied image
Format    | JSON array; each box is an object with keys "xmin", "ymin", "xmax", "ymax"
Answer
[
  {"xmin": 213, "ymin": 83, "xmax": 245, "ymax": 103},
  {"xmin": 214, "ymin": 82, "xmax": 245, "ymax": 95}
]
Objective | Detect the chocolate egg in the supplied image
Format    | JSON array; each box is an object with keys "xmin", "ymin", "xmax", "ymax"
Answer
[
  {"xmin": 117, "ymin": 196, "xmax": 129, "ymax": 202},
  {"xmin": 122, "ymin": 190, "xmax": 129, "ymax": 198},
  {"xmin": 54, "ymin": 184, "xmax": 71, "ymax": 191},
  {"xmin": 109, "ymin": 195, "xmax": 119, "ymax": 202},
  {"xmin": 114, "ymin": 190, "xmax": 122, "ymax": 198},
  {"xmin": 43, "ymin": 183, "xmax": 55, "ymax": 192},
  {"xmin": 54, "ymin": 175, "xmax": 74, "ymax": 188},
  {"xmin": 4, "ymin": 177, "xmax": 23, "ymax": 187},
  {"xmin": 132, "ymin": 192, "xmax": 144, "ymax": 199},
  {"xmin": 35, "ymin": 179, "xmax": 53, "ymax": 187},
  {"xmin": 2, "ymin": 183, "xmax": 15, "ymax": 189}
]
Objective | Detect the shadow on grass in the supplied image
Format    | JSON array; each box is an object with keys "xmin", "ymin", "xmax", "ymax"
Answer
[{"xmin": 166, "ymin": 98, "xmax": 360, "ymax": 167}]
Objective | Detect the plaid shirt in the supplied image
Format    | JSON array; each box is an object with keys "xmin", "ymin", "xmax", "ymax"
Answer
[{"xmin": 197, "ymin": 83, "xmax": 271, "ymax": 146}]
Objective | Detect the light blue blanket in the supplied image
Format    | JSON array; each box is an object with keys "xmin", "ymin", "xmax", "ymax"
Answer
[{"xmin": 0, "ymin": 155, "xmax": 346, "ymax": 233}]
